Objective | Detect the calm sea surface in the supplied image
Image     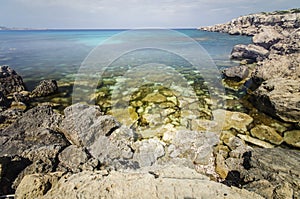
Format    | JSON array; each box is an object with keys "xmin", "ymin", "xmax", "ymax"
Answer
[{"xmin": 0, "ymin": 29, "xmax": 251, "ymax": 90}]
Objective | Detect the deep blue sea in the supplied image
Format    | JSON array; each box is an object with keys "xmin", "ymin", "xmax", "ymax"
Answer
[{"xmin": 0, "ymin": 29, "xmax": 252, "ymax": 90}]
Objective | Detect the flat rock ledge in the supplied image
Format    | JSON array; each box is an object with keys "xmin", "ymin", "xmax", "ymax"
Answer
[{"xmin": 15, "ymin": 165, "xmax": 263, "ymax": 199}]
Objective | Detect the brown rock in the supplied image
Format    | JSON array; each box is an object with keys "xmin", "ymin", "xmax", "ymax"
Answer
[
  {"xmin": 251, "ymin": 78, "xmax": 300, "ymax": 123},
  {"xmin": 284, "ymin": 130, "xmax": 300, "ymax": 148},
  {"xmin": 253, "ymin": 27, "xmax": 283, "ymax": 49},
  {"xmin": 231, "ymin": 44, "xmax": 269, "ymax": 61},
  {"xmin": 250, "ymin": 124, "xmax": 283, "ymax": 145}
]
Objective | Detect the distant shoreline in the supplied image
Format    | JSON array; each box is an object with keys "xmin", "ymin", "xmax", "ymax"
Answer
[{"xmin": 0, "ymin": 27, "xmax": 197, "ymax": 31}]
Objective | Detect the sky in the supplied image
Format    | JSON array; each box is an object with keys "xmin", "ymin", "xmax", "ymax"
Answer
[{"xmin": 0, "ymin": 0, "xmax": 299, "ymax": 29}]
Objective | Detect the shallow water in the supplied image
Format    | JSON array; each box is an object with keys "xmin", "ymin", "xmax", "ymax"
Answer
[{"xmin": 0, "ymin": 29, "xmax": 252, "ymax": 90}]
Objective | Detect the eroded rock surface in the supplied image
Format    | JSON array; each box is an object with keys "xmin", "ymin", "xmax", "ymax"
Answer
[{"xmin": 15, "ymin": 166, "xmax": 263, "ymax": 199}]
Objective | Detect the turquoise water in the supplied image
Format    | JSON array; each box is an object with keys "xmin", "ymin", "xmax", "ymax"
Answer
[{"xmin": 0, "ymin": 29, "xmax": 252, "ymax": 90}]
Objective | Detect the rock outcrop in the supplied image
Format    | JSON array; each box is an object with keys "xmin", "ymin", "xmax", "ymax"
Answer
[
  {"xmin": 31, "ymin": 79, "xmax": 58, "ymax": 97},
  {"xmin": 0, "ymin": 105, "xmax": 66, "ymax": 157},
  {"xmin": 230, "ymin": 44, "xmax": 269, "ymax": 61},
  {"xmin": 199, "ymin": 9, "xmax": 300, "ymax": 36},
  {"xmin": 252, "ymin": 27, "xmax": 284, "ymax": 49},
  {"xmin": 222, "ymin": 65, "xmax": 249, "ymax": 81},
  {"xmin": 0, "ymin": 66, "xmax": 26, "ymax": 97},
  {"xmin": 224, "ymin": 147, "xmax": 300, "ymax": 198},
  {"xmin": 250, "ymin": 78, "xmax": 300, "ymax": 123},
  {"xmin": 200, "ymin": 9, "xmax": 300, "ymax": 124}
]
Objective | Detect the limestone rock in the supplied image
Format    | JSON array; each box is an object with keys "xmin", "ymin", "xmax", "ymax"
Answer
[
  {"xmin": 31, "ymin": 79, "xmax": 58, "ymax": 97},
  {"xmin": 237, "ymin": 134, "xmax": 274, "ymax": 148},
  {"xmin": 15, "ymin": 172, "xmax": 64, "ymax": 199},
  {"xmin": 224, "ymin": 147, "xmax": 300, "ymax": 198},
  {"xmin": 250, "ymin": 124, "xmax": 283, "ymax": 145},
  {"xmin": 15, "ymin": 166, "xmax": 264, "ymax": 199},
  {"xmin": 0, "ymin": 65, "xmax": 26, "ymax": 96},
  {"xmin": 133, "ymin": 139, "xmax": 165, "ymax": 167},
  {"xmin": 59, "ymin": 104, "xmax": 139, "ymax": 169},
  {"xmin": 284, "ymin": 130, "xmax": 300, "ymax": 148},
  {"xmin": 60, "ymin": 103, "xmax": 120, "ymax": 147},
  {"xmin": 58, "ymin": 145, "xmax": 89, "ymax": 172},
  {"xmin": 253, "ymin": 27, "xmax": 283, "ymax": 49},
  {"xmin": 251, "ymin": 53, "xmax": 300, "ymax": 85},
  {"xmin": 199, "ymin": 10, "xmax": 300, "ymax": 36},
  {"xmin": 13, "ymin": 91, "xmax": 30, "ymax": 104},
  {"xmin": 231, "ymin": 44, "xmax": 269, "ymax": 61},
  {"xmin": 213, "ymin": 109, "xmax": 253, "ymax": 134},
  {"xmin": 251, "ymin": 78, "xmax": 300, "ymax": 123},
  {"xmin": 222, "ymin": 65, "xmax": 249, "ymax": 81},
  {"xmin": 0, "ymin": 105, "xmax": 67, "ymax": 157}
]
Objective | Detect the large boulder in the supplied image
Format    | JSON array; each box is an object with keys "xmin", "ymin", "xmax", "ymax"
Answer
[
  {"xmin": 31, "ymin": 79, "xmax": 58, "ymax": 98},
  {"xmin": 0, "ymin": 105, "xmax": 67, "ymax": 156},
  {"xmin": 0, "ymin": 105, "xmax": 68, "ymax": 194},
  {"xmin": 270, "ymin": 28, "xmax": 300, "ymax": 55},
  {"xmin": 165, "ymin": 130, "xmax": 219, "ymax": 177},
  {"xmin": 132, "ymin": 139, "xmax": 165, "ymax": 167},
  {"xmin": 15, "ymin": 166, "xmax": 263, "ymax": 199},
  {"xmin": 231, "ymin": 44, "xmax": 269, "ymax": 61},
  {"xmin": 59, "ymin": 103, "xmax": 137, "ymax": 169},
  {"xmin": 222, "ymin": 65, "xmax": 249, "ymax": 81},
  {"xmin": 251, "ymin": 53, "xmax": 300, "ymax": 85},
  {"xmin": 0, "ymin": 65, "xmax": 26, "ymax": 96},
  {"xmin": 253, "ymin": 27, "xmax": 283, "ymax": 49},
  {"xmin": 250, "ymin": 78, "xmax": 300, "ymax": 123}
]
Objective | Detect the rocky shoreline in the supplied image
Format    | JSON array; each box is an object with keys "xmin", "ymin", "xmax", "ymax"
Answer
[{"xmin": 0, "ymin": 9, "xmax": 299, "ymax": 199}]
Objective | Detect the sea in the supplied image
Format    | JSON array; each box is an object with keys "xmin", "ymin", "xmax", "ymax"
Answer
[{"xmin": 0, "ymin": 29, "xmax": 252, "ymax": 90}]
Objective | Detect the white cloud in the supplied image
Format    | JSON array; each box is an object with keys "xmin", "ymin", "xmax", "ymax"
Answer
[{"xmin": 1, "ymin": 0, "xmax": 300, "ymax": 28}]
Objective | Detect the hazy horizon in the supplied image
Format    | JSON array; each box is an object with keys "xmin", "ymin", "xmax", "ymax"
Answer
[{"xmin": 1, "ymin": 0, "xmax": 299, "ymax": 29}]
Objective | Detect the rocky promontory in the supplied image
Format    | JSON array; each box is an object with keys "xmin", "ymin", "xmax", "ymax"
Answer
[
  {"xmin": 200, "ymin": 9, "xmax": 300, "ymax": 36},
  {"xmin": 201, "ymin": 8, "xmax": 300, "ymax": 125}
]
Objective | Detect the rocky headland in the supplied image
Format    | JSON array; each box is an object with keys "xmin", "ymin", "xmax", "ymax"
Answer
[
  {"xmin": 201, "ymin": 8, "xmax": 300, "ymax": 125},
  {"xmin": 0, "ymin": 8, "xmax": 299, "ymax": 199}
]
